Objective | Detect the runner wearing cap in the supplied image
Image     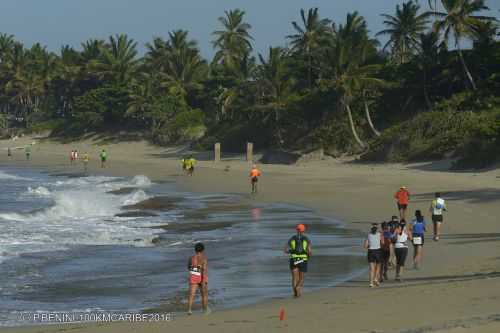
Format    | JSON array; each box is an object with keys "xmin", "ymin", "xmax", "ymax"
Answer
[
  {"xmin": 394, "ymin": 186, "xmax": 410, "ymax": 220},
  {"xmin": 284, "ymin": 224, "xmax": 312, "ymax": 298}
]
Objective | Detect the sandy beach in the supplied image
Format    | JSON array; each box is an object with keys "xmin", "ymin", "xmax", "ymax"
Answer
[{"xmin": 1, "ymin": 136, "xmax": 499, "ymax": 333}]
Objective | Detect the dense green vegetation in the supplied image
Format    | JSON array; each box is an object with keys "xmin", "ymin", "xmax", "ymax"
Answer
[{"xmin": 0, "ymin": 0, "xmax": 499, "ymax": 167}]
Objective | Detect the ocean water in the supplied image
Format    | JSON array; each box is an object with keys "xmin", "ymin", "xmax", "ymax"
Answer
[{"xmin": 0, "ymin": 167, "xmax": 365, "ymax": 326}]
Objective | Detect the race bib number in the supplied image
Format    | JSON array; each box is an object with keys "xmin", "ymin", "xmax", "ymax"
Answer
[{"xmin": 413, "ymin": 237, "xmax": 422, "ymax": 245}]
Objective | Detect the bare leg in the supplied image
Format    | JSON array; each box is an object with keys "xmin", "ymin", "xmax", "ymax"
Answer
[
  {"xmin": 200, "ymin": 283, "xmax": 208, "ymax": 312},
  {"xmin": 374, "ymin": 263, "xmax": 381, "ymax": 285},
  {"xmin": 414, "ymin": 246, "xmax": 422, "ymax": 268},
  {"xmin": 187, "ymin": 284, "xmax": 198, "ymax": 314},
  {"xmin": 369, "ymin": 262, "xmax": 375, "ymax": 285},
  {"xmin": 436, "ymin": 222, "xmax": 442, "ymax": 239},
  {"xmin": 296, "ymin": 272, "xmax": 304, "ymax": 297},
  {"xmin": 291, "ymin": 268, "xmax": 299, "ymax": 297}
]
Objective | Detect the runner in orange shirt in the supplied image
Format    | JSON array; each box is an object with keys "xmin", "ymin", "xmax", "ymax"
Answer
[
  {"xmin": 249, "ymin": 164, "xmax": 261, "ymax": 194},
  {"xmin": 394, "ymin": 186, "xmax": 410, "ymax": 220}
]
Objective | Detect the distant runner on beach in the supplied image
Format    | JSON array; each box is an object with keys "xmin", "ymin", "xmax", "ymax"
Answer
[
  {"xmin": 285, "ymin": 224, "xmax": 311, "ymax": 298},
  {"xmin": 83, "ymin": 152, "xmax": 90, "ymax": 173},
  {"xmin": 187, "ymin": 242, "xmax": 209, "ymax": 315},
  {"xmin": 249, "ymin": 164, "xmax": 261, "ymax": 194},
  {"xmin": 411, "ymin": 210, "xmax": 426, "ymax": 270},
  {"xmin": 100, "ymin": 149, "xmax": 107, "ymax": 168},
  {"xmin": 187, "ymin": 156, "xmax": 196, "ymax": 176},
  {"xmin": 380, "ymin": 222, "xmax": 392, "ymax": 282},
  {"xmin": 394, "ymin": 221, "xmax": 411, "ymax": 281},
  {"xmin": 25, "ymin": 145, "xmax": 31, "ymax": 160},
  {"xmin": 394, "ymin": 186, "xmax": 410, "ymax": 220},
  {"xmin": 70, "ymin": 150, "xmax": 75, "ymax": 165},
  {"xmin": 181, "ymin": 157, "xmax": 188, "ymax": 174},
  {"xmin": 388, "ymin": 215, "xmax": 399, "ymax": 267},
  {"xmin": 7, "ymin": 147, "xmax": 12, "ymax": 157},
  {"xmin": 430, "ymin": 192, "xmax": 447, "ymax": 241},
  {"xmin": 364, "ymin": 223, "xmax": 382, "ymax": 287}
]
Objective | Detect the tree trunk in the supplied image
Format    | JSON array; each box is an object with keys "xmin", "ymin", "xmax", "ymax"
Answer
[
  {"xmin": 363, "ymin": 96, "xmax": 380, "ymax": 137},
  {"xmin": 345, "ymin": 102, "xmax": 366, "ymax": 149},
  {"xmin": 456, "ymin": 41, "xmax": 477, "ymax": 90}
]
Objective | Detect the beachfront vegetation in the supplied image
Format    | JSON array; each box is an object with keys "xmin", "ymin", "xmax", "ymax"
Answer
[{"xmin": 0, "ymin": 1, "xmax": 499, "ymax": 167}]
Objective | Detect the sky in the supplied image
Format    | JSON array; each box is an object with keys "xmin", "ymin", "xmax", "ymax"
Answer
[{"xmin": 1, "ymin": 0, "xmax": 499, "ymax": 58}]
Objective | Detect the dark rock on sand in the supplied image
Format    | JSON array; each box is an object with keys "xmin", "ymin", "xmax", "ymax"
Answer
[
  {"xmin": 156, "ymin": 221, "xmax": 237, "ymax": 233},
  {"xmin": 108, "ymin": 187, "xmax": 137, "ymax": 195},
  {"xmin": 115, "ymin": 211, "xmax": 159, "ymax": 218},
  {"xmin": 259, "ymin": 150, "xmax": 300, "ymax": 165},
  {"xmin": 50, "ymin": 172, "xmax": 87, "ymax": 178},
  {"xmin": 123, "ymin": 196, "xmax": 178, "ymax": 211}
]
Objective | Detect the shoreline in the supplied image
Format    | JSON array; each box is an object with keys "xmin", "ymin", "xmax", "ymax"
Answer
[
  {"xmin": 1, "ymin": 137, "xmax": 500, "ymax": 332},
  {"xmin": 0, "ymin": 155, "xmax": 369, "ymax": 327}
]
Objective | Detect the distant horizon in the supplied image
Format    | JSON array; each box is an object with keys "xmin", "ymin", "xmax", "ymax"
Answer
[{"xmin": 1, "ymin": 0, "xmax": 499, "ymax": 58}]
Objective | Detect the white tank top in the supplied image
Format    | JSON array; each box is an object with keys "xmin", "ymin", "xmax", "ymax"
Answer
[
  {"xmin": 395, "ymin": 232, "xmax": 408, "ymax": 248},
  {"xmin": 367, "ymin": 232, "xmax": 381, "ymax": 250},
  {"xmin": 432, "ymin": 198, "xmax": 446, "ymax": 215}
]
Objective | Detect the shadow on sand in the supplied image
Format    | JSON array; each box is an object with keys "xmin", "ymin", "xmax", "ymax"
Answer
[{"xmin": 411, "ymin": 189, "xmax": 500, "ymax": 204}]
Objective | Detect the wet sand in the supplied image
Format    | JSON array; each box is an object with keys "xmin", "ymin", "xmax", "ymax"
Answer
[{"xmin": 1, "ymin": 137, "xmax": 500, "ymax": 332}]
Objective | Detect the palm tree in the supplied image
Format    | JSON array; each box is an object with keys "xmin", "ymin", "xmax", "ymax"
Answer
[
  {"xmin": 212, "ymin": 9, "xmax": 253, "ymax": 71},
  {"xmin": 287, "ymin": 8, "xmax": 331, "ymax": 87},
  {"xmin": 431, "ymin": 0, "xmax": 494, "ymax": 90},
  {"xmin": 146, "ymin": 30, "xmax": 207, "ymax": 96},
  {"xmin": 0, "ymin": 34, "xmax": 15, "ymax": 63},
  {"xmin": 94, "ymin": 34, "xmax": 139, "ymax": 84},
  {"xmin": 323, "ymin": 12, "xmax": 384, "ymax": 148},
  {"xmin": 338, "ymin": 12, "xmax": 383, "ymax": 137},
  {"xmin": 377, "ymin": 1, "xmax": 430, "ymax": 65},
  {"xmin": 418, "ymin": 31, "xmax": 440, "ymax": 109},
  {"xmin": 257, "ymin": 47, "xmax": 295, "ymax": 145}
]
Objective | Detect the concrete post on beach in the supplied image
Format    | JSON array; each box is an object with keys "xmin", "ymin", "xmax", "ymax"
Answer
[
  {"xmin": 214, "ymin": 143, "xmax": 221, "ymax": 162},
  {"xmin": 247, "ymin": 142, "xmax": 253, "ymax": 162}
]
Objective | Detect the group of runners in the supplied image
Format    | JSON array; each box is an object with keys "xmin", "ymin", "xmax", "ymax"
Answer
[
  {"xmin": 364, "ymin": 187, "xmax": 447, "ymax": 287},
  {"xmin": 185, "ymin": 180, "xmax": 449, "ymax": 313},
  {"xmin": 70, "ymin": 149, "xmax": 108, "ymax": 172}
]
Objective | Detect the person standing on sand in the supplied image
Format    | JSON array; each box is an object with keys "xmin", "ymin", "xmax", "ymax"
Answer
[
  {"xmin": 100, "ymin": 149, "xmax": 107, "ymax": 168},
  {"xmin": 380, "ymin": 222, "xmax": 392, "ymax": 282},
  {"xmin": 83, "ymin": 152, "xmax": 90, "ymax": 173},
  {"xmin": 249, "ymin": 164, "xmax": 261, "ymax": 194},
  {"xmin": 74, "ymin": 150, "xmax": 79, "ymax": 161},
  {"xmin": 411, "ymin": 210, "xmax": 426, "ymax": 270},
  {"xmin": 181, "ymin": 157, "xmax": 188, "ymax": 174},
  {"xmin": 70, "ymin": 150, "xmax": 75, "ymax": 165},
  {"xmin": 7, "ymin": 147, "xmax": 12, "ymax": 157},
  {"xmin": 25, "ymin": 145, "xmax": 31, "ymax": 160},
  {"xmin": 394, "ymin": 186, "xmax": 410, "ymax": 220},
  {"xmin": 187, "ymin": 156, "xmax": 196, "ymax": 176},
  {"xmin": 394, "ymin": 221, "xmax": 411, "ymax": 281},
  {"xmin": 364, "ymin": 223, "xmax": 382, "ymax": 287},
  {"xmin": 285, "ymin": 224, "xmax": 311, "ymax": 298},
  {"xmin": 388, "ymin": 215, "xmax": 399, "ymax": 267},
  {"xmin": 187, "ymin": 243, "xmax": 209, "ymax": 315},
  {"xmin": 430, "ymin": 192, "xmax": 447, "ymax": 241}
]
